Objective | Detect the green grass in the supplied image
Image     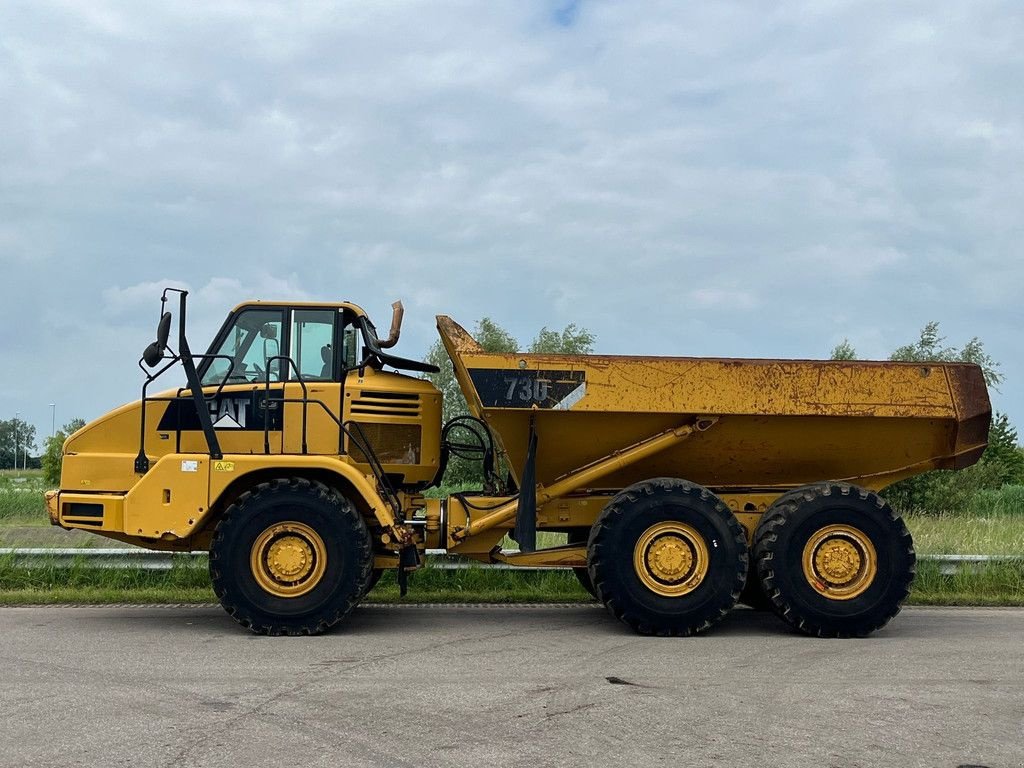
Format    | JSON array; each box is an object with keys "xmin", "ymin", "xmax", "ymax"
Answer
[
  {"xmin": 0, "ymin": 559, "xmax": 592, "ymax": 606},
  {"xmin": 908, "ymin": 559, "xmax": 1024, "ymax": 606},
  {"xmin": 0, "ymin": 492, "xmax": 46, "ymax": 523},
  {"xmin": 1, "ymin": 555, "xmax": 1020, "ymax": 606},
  {"xmin": 904, "ymin": 510, "xmax": 1024, "ymax": 555},
  {"xmin": 0, "ymin": 469, "xmax": 45, "ymax": 487},
  {"xmin": 0, "ymin": 469, "xmax": 48, "ymax": 524},
  {"xmin": 0, "ymin": 557, "xmax": 215, "ymax": 605}
]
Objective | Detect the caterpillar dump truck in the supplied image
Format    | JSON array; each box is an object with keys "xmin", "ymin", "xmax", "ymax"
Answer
[{"xmin": 46, "ymin": 288, "xmax": 991, "ymax": 637}]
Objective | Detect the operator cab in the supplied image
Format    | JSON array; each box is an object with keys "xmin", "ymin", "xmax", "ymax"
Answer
[
  {"xmin": 132, "ymin": 290, "xmax": 442, "ymax": 489},
  {"xmin": 195, "ymin": 302, "xmax": 436, "ymax": 386}
]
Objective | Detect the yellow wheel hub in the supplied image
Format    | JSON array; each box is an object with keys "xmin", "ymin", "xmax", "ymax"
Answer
[
  {"xmin": 633, "ymin": 521, "xmax": 709, "ymax": 597},
  {"xmin": 802, "ymin": 524, "xmax": 877, "ymax": 600},
  {"xmin": 250, "ymin": 522, "xmax": 327, "ymax": 598}
]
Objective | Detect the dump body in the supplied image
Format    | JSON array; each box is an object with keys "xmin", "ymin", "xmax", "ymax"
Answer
[{"xmin": 438, "ymin": 317, "xmax": 991, "ymax": 493}]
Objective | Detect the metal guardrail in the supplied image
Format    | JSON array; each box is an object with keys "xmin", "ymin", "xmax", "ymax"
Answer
[{"xmin": 1, "ymin": 548, "xmax": 1021, "ymax": 575}]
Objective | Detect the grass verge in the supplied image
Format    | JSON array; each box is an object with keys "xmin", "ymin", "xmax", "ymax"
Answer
[
  {"xmin": 0, "ymin": 559, "xmax": 215, "ymax": 605},
  {"xmin": 907, "ymin": 559, "xmax": 1024, "ymax": 607},
  {"xmin": 1, "ymin": 558, "xmax": 1020, "ymax": 607},
  {"xmin": 903, "ymin": 511, "xmax": 1024, "ymax": 555},
  {"xmin": 0, "ymin": 490, "xmax": 47, "ymax": 524}
]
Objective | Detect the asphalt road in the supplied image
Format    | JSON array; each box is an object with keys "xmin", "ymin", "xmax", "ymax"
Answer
[{"xmin": 0, "ymin": 605, "xmax": 1021, "ymax": 768}]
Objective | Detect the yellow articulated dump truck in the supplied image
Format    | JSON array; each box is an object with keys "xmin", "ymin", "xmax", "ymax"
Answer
[{"xmin": 46, "ymin": 289, "xmax": 991, "ymax": 638}]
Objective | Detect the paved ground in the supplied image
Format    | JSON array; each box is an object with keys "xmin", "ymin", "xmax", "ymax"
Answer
[{"xmin": 0, "ymin": 605, "xmax": 1021, "ymax": 768}]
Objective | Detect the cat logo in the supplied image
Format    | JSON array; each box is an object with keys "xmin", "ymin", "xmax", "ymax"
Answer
[{"xmin": 210, "ymin": 397, "xmax": 247, "ymax": 429}]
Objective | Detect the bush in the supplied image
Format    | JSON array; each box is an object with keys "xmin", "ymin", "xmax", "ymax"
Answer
[
  {"xmin": 41, "ymin": 418, "xmax": 85, "ymax": 486},
  {"xmin": 968, "ymin": 485, "xmax": 1024, "ymax": 517},
  {"xmin": 885, "ymin": 462, "xmax": 1004, "ymax": 515}
]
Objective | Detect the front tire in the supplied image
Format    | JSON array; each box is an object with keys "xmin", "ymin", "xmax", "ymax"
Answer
[
  {"xmin": 588, "ymin": 478, "xmax": 747, "ymax": 636},
  {"xmin": 753, "ymin": 482, "xmax": 915, "ymax": 638},
  {"xmin": 210, "ymin": 477, "xmax": 372, "ymax": 635}
]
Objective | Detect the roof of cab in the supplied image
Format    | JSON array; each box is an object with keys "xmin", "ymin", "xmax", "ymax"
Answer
[{"xmin": 229, "ymin": 300, "xmax": 369, "ymax": 316}]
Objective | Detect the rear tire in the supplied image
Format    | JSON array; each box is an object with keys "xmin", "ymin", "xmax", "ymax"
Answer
[
  {"xmin": 739, "ymin": 560, "xmax": 772, "ymax": 611},
  {"xmin": 588, "ymin": 478, "xmax": 747, "ymax": 636},
  {"xmin": 753, "ymin": 482, "xmax": 915, "ymax": 638},
  {"xmin": 210, "ymin": 477, "xmax": 372, "ymax": 635}
]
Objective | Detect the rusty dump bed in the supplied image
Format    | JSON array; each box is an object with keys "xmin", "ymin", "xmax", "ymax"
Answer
[{"xmin": 437, "ymin": 317, "xmax": 991, "ymax": 493}]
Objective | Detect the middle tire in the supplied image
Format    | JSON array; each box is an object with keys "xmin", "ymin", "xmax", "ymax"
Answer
[
  {"xmin": 588, "ymin": 478, "xmax": 747, "ymax": 636},
  {"xmin": 567, "ymin": 528, "xmax": 598, "ymax": 600}
]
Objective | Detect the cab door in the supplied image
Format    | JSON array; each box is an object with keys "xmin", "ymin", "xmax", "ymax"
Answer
[
  {"xmin": 282, "ymin": 308, "xmax": 344, "ymax": 455},
  {"xmin": 173, "ymin": 307, "xmax": 286, "ymax": 457}
]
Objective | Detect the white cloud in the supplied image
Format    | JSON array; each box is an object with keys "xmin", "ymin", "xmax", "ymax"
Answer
[
  {"xmin": 1, "ymin": 0, "xmax": 1022, "ymax": 437},
  {"xmin": 689, "ymin": 287, "xmax": 759, "ymax": 311}
]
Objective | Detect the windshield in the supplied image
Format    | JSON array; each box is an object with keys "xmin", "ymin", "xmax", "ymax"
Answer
[{"xmin": 201, "ymin": 309, "xmax": 285, "ymax": 385}]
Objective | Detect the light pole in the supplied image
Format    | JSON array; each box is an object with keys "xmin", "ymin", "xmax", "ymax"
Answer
[
  {"xmin": 50, "ymin": 404, "xmax": 56, "ymax": 439},
  {"xmin": 13, "ymin": 410, "xmax": 19, "ymax": 475}
]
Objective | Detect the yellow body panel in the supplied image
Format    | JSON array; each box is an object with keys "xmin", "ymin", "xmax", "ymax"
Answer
[{"xmin": 123, "ymin": 454, "xmax": 210, "ymax": 539}]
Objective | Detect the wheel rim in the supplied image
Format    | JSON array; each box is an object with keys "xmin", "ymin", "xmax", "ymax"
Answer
[
  {"xmin": 250, "ymin": 521, "xmax": 327, "ymax": 598},
  {"xmin": 633, "ymin": 521, "xmax": 709, "ymax": 597},
  {"xmin": 801, "ymin": 524, "xmax": 877, "ymax": 600}
]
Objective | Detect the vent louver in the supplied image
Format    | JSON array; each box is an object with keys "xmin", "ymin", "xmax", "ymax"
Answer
[{"xmin": 351, "ymin": 391, "xmax": 421, "ymax": 418}]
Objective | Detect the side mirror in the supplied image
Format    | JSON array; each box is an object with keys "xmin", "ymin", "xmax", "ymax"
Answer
[
  {"xmin": 260, "ymin": 324, "xmax": 278, "ymax": 340},
  {"xmin": 263, "ymin": 336, "xmax": 280, "ymax": 377},
  {"xmin": 378, "ymin": 300, "xmax": 404, "ymax": 349},
  {"xmin": 142, "ymin": 312, "xmax": 173, "ymax": 368}
]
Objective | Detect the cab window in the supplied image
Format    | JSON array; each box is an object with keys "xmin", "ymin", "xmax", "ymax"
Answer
[
  {"xmin": 201, "ymin": 309, "xmax": 284, "ymax": 385},
  {"xmin": 291, "ymin": 309, "xmax": 337, "ymax": 381}
]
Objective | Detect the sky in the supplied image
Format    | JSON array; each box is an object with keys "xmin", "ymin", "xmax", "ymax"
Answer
[{"xmin": 1, "ymin": 0, "xmax": 1022, "ymax": 448}]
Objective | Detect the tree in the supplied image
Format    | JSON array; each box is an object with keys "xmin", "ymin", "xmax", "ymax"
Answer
[
  {"xmin": 424, "ymin": 317, "xmax": 596, "ymax": 488},
  {"xmin": 41, "ymin": 418, "xmax": 86, "ymax": 485},
  {"xmin": 829, "ymin": 339, "xmax": 857, "ymax": 360},
  {"xmin": 889, "ymin": 321, "xmax": 1002, "ymax": 388},
  {"xmin": 984, "ymin": 413, "xmax": 1024, "ymax": 486},
  {"xmin": 0, "ymin": 418, "xmax": 37, "ymax": 470},
  {"xmin": 529, "ymin": 324, "xmax": 596, "ymax": 355}
]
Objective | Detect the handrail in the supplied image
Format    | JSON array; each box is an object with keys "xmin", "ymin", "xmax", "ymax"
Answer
[
  {"xmin": 256, "ymin": 355, "xmax": 402, "ymax": 517},
  {"xmin": 264, "ymin": 356, "xmax": 309, "ymax": 456}
]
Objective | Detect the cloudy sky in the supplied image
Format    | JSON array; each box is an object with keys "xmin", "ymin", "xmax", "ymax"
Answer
[{"xmin": 1, "ymin": 0, "xmax": 1021, "ymax": 446}]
